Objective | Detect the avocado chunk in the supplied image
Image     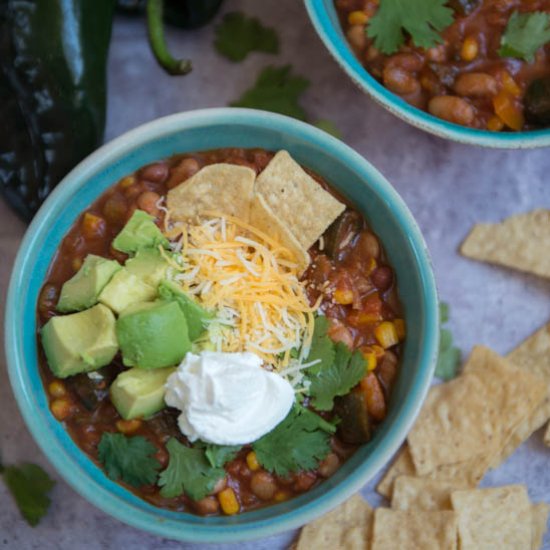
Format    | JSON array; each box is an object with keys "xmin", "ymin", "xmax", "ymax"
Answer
[
  {"xmin": 112, "ymin": 209, "xmax": 169, "ymax": 255},
  {"xmin": 125, "ymin": 247, "xmax": 169, "ymax": 288},
  {"xmin": 57, "ymin": 255, "xmax": 122, "ymax": 312},
  {"xmin": 158, "ymin": 280, "xmax": 211, "ymax": 341},
  {"xmin": 116, "ymin": 301, "xmax": 191, "ymax": 369},
  {"xmin": 110, "ymin": 366, "xmax": 175, "ymax": 419},
  {"xmin": 41, "ymin": 304, "xmax": 118, "ymax": 378},
  {"xmin": 99, "ymin": 269, "xmax": 156, "ymax": 314}
]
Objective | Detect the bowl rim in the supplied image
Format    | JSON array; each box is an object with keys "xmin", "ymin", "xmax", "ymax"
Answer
[
  {"xmin": 5, "ymin": 108, "xmax": 439, "ymax": 542},
  {"xmin": 304, "ymin": 0, "xmax": 550, "ymax": 149}
]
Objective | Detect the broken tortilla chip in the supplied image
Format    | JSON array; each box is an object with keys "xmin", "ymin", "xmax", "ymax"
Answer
[
  {"xmin": 531, "ymin": 502, "xmax": 550, "ymax": 550},
  {"xmin": 167, "ymin": 164, "xmax": 255, "ymax": 222},
  {"xmin": 460, "ymin": 209, "xmax": 550, "ymax": 279},
  {"xmin": 255, "ymin": 150, "xmax": 345, "ymax": 250},
  {"xmin": 545, "ymin": 423, "xmax": 550, "ymax": 447},
  {"xmin": 409, "ymin": 346, "xmax": 546, "ymax": 476},
  {"xmin": 294, "ymin": 494, "xmax": 372, "ymax": 550},
  {"xmin": 451, "ymin": 485, "xmax": 532, "ymax": 550},
  {"xmin": 377, "ymin": 446, "xmax": 416, "ymax": 499},
  {"xmin": 371, "ymin": 509, "xmax": 458, "ymax": 550},
  {"xmin": 392, "ymin": 476, "xmax": 466, "ymax": 511},
  {"xmin": 249, "ymin": 193, "xmax": 310, "ymax": 273}
]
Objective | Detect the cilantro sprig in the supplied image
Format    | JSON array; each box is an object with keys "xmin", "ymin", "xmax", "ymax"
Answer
[
  {"xmin": 158, "ymin": 438, "xmax": 225, "ymax": 500},
  {"xmin": 252, "ymin": 406, "xmax": 334, "ymax": 477},
  {"xmin": 435, "ymin": 302, "xmax": 461, "ymax": 381},
  {"xmin": 499, "ymin": 11, "xmax": 550, "ymax": 63},
  {"xmin": 215, "ymin": 12, "xmax": 278, "ymax": 62},
  {"xmin": 308, "ymin": 343, "xmax": 366, "ymax": 411},
  {"xmin": 367, "ymin": 0, "xmax": 454, "ymax": 55},
  {"xmin": 1, "ymin": 460, "xmax": 55, "ymax": 526},
  {"xmin": 305, "ymin": 316, "xmax": 336, "ymax": 375},
  {"xmin": 204, "ymin": 444, "xmax": 241, "ymax": 468},
  {"xmin": 98, "ymin": 433, "xmax": 161, "ymax": 488}
]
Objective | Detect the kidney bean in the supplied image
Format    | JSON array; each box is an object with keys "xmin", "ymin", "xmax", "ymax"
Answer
[
  {"xmin": 292, "ymin": 472, "xmax": 317, "ymax": 492},
  {"xmin": 371, "ymin": 266, "xmax": 393, "ymax": 291},
  {"xmin": 140, "ymin": 163, "xmax": 169, "ymax": 183},
  {"xmin": 103, "ymin": 193, "xmax": 128, "ymax": 225}
]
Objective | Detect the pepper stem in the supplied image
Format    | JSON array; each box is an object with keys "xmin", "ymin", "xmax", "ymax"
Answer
[{"xmin": 146, "ymin": 0, "xmax": 192, "ymax": 76}]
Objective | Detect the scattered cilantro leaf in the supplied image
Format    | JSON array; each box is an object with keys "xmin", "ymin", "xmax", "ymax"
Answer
[
  {"xmin": 252, "ymin": 406, "xmax": 333, "ymax": 476},
  {"xmin": 305, "ymin": 316, "xmax": 336, "ymax": 375},
  {"xmin": 230, "ymin": 65, "xmax": 310, "ymax": 121},
  {"xmin": 98, "ymin": 433, "xmax": 160, "ymax": 488},
  {"xmin": 314, "ymin": 119, "xmax": 342, "ymax": 139},
  {"xmin": 499, "ymin": 11, "xmax": 550, "ymax": 62},
  {"xmin": 204, "ymin": 444, "xmax": 241, "ymax": 468},
  {"xmin": 158, "ymin": 439, "xmax": 225, "ymax": 500},
  {"xmin": 1, "ymin": 462, "xmax": 55, "ymax": 526},
  {"xmin": 435, "ymin": 302, "xmax": 462, "ymax": 381},
  {"xmin": 308, "ymin": 343, "xmax": 366, "ymax": 411},
  {"xmin": 367, "ymin": 0, "xmax": 454, "ymax": 55},
  {"xmin": 214, "ymin": 12, "xmax": 279, "ymax": 62}
]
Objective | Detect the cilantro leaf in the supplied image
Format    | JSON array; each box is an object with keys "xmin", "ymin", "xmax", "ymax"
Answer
[
  {"xmin": 230, "ymin": 65, "xmax": 310, "ymax": 121},
  {"xmin": 367, "ymin": 0, "xmax": 454, "ymax": 55},
  {"xmin": 435, "ymin": 302, "xmax": 461, "ymax": 381},
  {"xmin": 1, "ymin": 462, "xmax": 55, "ymax": 526},
  {"xmin": 305, "ymin": 316, "xmax": 336, "ymax": 375},
  {"xmin": 204, "ymin": 444, "xmax": 241, "ymax": 468},
  {"xmin": 98, "ymin": 433, "xmax": 160, "ymax": 488},
  {"xmin": 252, "ymin": 406, "xmax": 333, "ymax": 476},
  {"xmin": 308, "ymin": 343, "xmax": 366, "ymax": 411},
  {"xmin": 158, "ymin": 439, "xmax": 225, "ymax": 500},
  {"xmin": 499, "ymin": 11, "xmax": 550, "ymax": 62},
  {"xmin": 314, "ymin": 119, "xmax": 343, "ymax": 139},
  {"xmin": 215, "ymin": 12, "xmax": 279, "ymax": 62}
]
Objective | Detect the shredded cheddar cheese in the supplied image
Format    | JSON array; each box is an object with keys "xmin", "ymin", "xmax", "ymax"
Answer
[{"xmin": 161, "ymin": 213, "xmax": 319, "ymax": 373}]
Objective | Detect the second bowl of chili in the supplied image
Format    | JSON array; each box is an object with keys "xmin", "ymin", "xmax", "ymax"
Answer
[{"xmin": 5, "ymin": 108, "xmax": 439, "ymax": 542}]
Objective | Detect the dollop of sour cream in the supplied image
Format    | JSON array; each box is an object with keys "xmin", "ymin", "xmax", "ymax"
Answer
[{"xmin": 164, "ymin": 351, "xmax": 294, "ymax": 445}]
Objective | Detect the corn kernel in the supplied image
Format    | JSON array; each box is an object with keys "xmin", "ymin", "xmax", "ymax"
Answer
[
  {"xmin": 333, "ymin": 288, "xmax": 354, "ymax": 305},
  {"xmin": 500, "ymin": 70, "xmax": 521, "ymax": 97},
  {"xmin": 119, "ymin": 176, "xmax": 136, "ymax": 189},
  {"xmin": 374, "ymin": 321, "xmax": 399, "ymax": 349},
  {"xmin": 362, "ymin": 349, "xmax": 377, "ymax": 372},
  {"xmin": 371, "ymin": 345, "xmax": 385, "ymax": 359},
  {"xmin": 51, "ymin": 398, "xmax": 73, "ymax": 421},
  {"xmin": 218, "ymin": 488, "xmax": 240, "ymax": 515},
  {"xmin": 487, "ymin": 116, "xmax": 505, "ymax": 132},
  {"xmin": 82, "ymin": 212, "xmax": 105, "ymax": 239},
  {"xmin": 48, "ymin": 380, "xmax": 67, "ymax": 398},
  {"xmin": 246, "ymin": 451, "xmax": 260, "ymax": 471},
  {"xmin": 460, "ymin": 36, "xmax": 478, "ymax": 61},
  {"xmin": 394, "ymin": 319, "xmax": 406, "ymax": 340},
  {"xmin": 116, "ymin": 419, "xmax": 142, "ymax": 434},
  {"xmin": 348, "ymin": 10, "xmax": 368, "ymax": 25},
  {"xmin": 274, "ymin": 490, "xmax": 291, "ymax": 502}
]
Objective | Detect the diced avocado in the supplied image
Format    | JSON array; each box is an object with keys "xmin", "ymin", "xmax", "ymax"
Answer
[
  {"xmin": 125, "ymin": 247, "xmax": 169, "ymax": 288},
  {"xmin": 110, "ymin": 366, "xmax": 175, "ymax": 420},
  {"xmin": 116, "ymin": 301, "xmax": 191, "ymax": 369},
  {"xmin": 158, "ymin": 280, "xmax": 211, "ymax": 341},
  {"xmin": 99, "ymin": 269, "xmax": 156, "ymax": 314},
  {"xmin": 57, "ymin": 255, "xmax": 122, "ymax": 313},
  {"xmin": 112, "ymin": 209, "xmax": 169, "ymax": 255},
  {"xmin": 41, "ymin": 304, "xmax": 118, "ymax": 378}
]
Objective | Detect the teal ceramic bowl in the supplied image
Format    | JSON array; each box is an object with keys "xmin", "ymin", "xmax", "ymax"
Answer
[
  {"xmin": 305, "ymin": 0, "xmax": 550, "ymax": 149},
  {"xmin": 5, "ymin": 108, "xmax": 438, "ymax": 542}
]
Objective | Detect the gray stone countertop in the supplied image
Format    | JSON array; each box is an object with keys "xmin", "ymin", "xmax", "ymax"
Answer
[{"xmin": 1, "ymin": 0, "xmax": 549, "ymax": 548}]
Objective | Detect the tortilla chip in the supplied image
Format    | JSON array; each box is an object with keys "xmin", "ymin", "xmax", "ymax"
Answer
[
  {"xmin": 294, "ymin": 494, "xmax": 372, "ymax": 550},
  {"xmin": 377, "ymin": 445, "xmax": 483, "ymax": 500},
  {"xmin": 498, "ymin": 322, "xmax": 550, "ymax": 458},
  {"xmin": 371, "ymin": 509, "xmax": 458, "ymax": 550},
  {"xmin": 255, "ymin": 150, "xmax": 345, "ymax": 250},
  {"xmin": 531, "ymin": 502, "xmax": 550, "ymax": 550},
  {"xmin": 167, "ymin": 164, "xmax": 256, "ymax": 222},
  {"xmin": 392, "ymin": 476, "xmax": 467, "ymax": 511},
  {"xmin": 545, "ymin": 423, "xmax": 550, "ymax": 447},
  {"xmin": 249, "ymin": 193, "xmax": 310, "ymax": 273},
  {"xmin": 460, "ymin": 209, "xmax": 550, "ymax": 279},
  {"xmin": 451, "ymin": 485, "xmax": 532, "ymax": 550},
  {"xmin": 409, "ymin": 346, "xmax": 546, "ymax": 476}
]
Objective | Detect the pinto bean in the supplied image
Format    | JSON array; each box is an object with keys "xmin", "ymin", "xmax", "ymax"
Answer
[
  {"xmin": 166, "ymin": 158, "xmax": 201, "ymax": 189},
  {"xmin": 318, "ymin": 453, "xmax": 341, "ymax": 478},
  {"xmin": 140, "ymin": 162, "xmax": 169, "ymax": 183},
  {"xmin": 383, "ymin": 66, "xmax": 420, "ymax": 95},
  {"xmin": 195, "ymin": 496, "xmax": 220, "ymax": 515},
  {"xmin": 250, "ymin": 471, "xmax": 277, "ymax": 501},
  {"xmin": 428, "ymin": 95, "xmax": 475, "ymax": 126},
  {"xmin": 137, "ymin": 191, "xmax": 161, "ymax": 216},
  {"xmin": 346, "ymin": 24, "xmax": 367, "ymax": 50},
  {"xmin": 454, "ymin": 73, "xmax": 498, "ymax": 97}
]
